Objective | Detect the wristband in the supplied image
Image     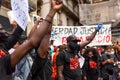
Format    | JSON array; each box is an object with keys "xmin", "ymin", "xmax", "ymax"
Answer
[
  {"xmin": 44, "ymin": 19, "xmax": 52, "ymax": 24},
  {"xmin": 47, "ymin": 15, "xmax": 53, "ymax": 19}
]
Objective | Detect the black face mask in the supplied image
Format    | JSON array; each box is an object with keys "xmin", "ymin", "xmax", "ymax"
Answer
[
  {"xmin": 68, "ymin": 42, "xmax": 80, "ymax": 51},
  {"xmin": 88, "ymin": 56, "xmax": 94, "ymax": 59},
  {"xmin": 0, "ymin": 32, "xmax": 8, "ymax": 43}
]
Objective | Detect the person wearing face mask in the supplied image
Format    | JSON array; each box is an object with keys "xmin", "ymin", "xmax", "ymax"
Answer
[
  {"xmin": 0, "ymin": 0, "xmax": 63, "ymax": 80},
  {"xmin": 111, "ymin": 49, "xmax": 115, "ymax": 54},
  {"xmin": 100, "ymin": 46, "xmax": 116, "ymax": 80},
  {"xmin": 82, "ymin": 47, "xmax": 101, "ymax": 80},
  {"xmin": 56, "ymin": 23, "xmax": 103, "ymax": 80},
  {"xmin": 0, "ymin": 21, "xmax": 23, "ymax": 56}
]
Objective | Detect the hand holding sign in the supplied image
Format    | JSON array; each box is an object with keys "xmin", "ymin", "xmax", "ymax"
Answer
[
  {"xmin": 96, "ymin": 23, "xmax": 103, "ymax": 31},
  {"xmin": 37, "ymin": 17, "xmax": 44, "ymax": 23},
  {"xmin": 7, "ymin": 11, "xmax": 17, "ymax": 27}
]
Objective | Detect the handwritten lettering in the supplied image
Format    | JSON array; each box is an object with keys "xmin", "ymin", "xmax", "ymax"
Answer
[
  {"xmin": 11, "ymin": 0, "xmax": 29, "ymax": 30},
  {"xmin": 53, "ymin": 25, "xmax": 112, "ymax": 46}
]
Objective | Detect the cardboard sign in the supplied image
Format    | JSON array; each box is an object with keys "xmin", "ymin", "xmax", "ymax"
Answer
[
  {"xmin": 52, "ymin": 24, "xmax": 112, "ymax": 46},
  {"xmin": 11, "ymin": 0, "xmax": 29, "ymax": 31}
]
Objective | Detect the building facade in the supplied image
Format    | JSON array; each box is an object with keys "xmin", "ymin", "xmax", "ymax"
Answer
[
  {"xmin": 79, "ymin": 0, "xmax": 120, "ymax": 38},
  {"xmin": 37, "ymin": 0, "xmax": 80, "ymax": 26},
  {"xmin": 0, "ymin": 0, "xmax": 81, "ymax": 35}
]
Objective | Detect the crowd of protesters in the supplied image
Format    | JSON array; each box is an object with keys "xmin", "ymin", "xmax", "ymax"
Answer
[
  {"xmin": 0, "ymin": 0, "xmax": 120, "ymax": 80},
  {"xmin": 50, "ymin": 39, "xmax": 120, "ymax": 80}
]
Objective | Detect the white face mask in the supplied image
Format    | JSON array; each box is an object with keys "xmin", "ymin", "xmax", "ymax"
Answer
[
  {"xmin": 111, "ymin": 52, "xmax": 114, "ymax": 54},
  {"xmin": 106, "ymin": 52, "xmax": 111, "ymax": 54}
]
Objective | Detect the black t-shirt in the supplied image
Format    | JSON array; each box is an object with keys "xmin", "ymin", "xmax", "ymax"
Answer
[
  {"xmin": 56, "ymin": 50, "xmax": 81, "ymax": 80},
  {"xmin": 0, "ymin": 55, "xmax": 14, "ymax": 80},
  {"xmin": 27, "ymin": 55, "xmax": 52, "ymax": 80},
  {"xmin": 82, "ymin": 60, "xmax": 100, "ymax": 76}
]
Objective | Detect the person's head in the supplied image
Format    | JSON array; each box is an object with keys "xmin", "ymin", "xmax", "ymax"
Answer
[
  {"xmin": 48, "ymin": 47, "xmax": 52, "ymax": 54},
  {"xmin": 83, "ymin": 48, "xmax": 99, "ymax": 61},
  {"xmin": 117, "ymin": 63, "xmax": 120, "ymax": 68},
  {"xmin": 66, "ymin": 35, "xmax": 80, "ymax": 43},
  {"xmin": 0, "ymin": 24, "xmax": 9, "ymax": 43},
  {"xmin": 88, "ymin": 51, "xmax": 94, "ymax": 58},
  {"xmin": 66, "ymin": 35, "xmax": 80, "ymax": 52},
  {"xmin": 114, "ymin": 45, "xmax": 120, "ymax": 54},
  {"xmin": 50, "ymin": 40, "xmax": 54, "ymax": 45},
  {"xmin": 48, "ymin": 45, "xmax": 54, "ymax": 55},
  {"xmin": 111, "ymin": 47, "xmax": 115, "ymax": 54},
  {"xmin": 81, "ymin": 48, "xmax": 86, "ymax": 55},
  {"xmin": 105, "ymin": 46, "xmax": 112, "ymax": 54},
  {"xmin": 59, "ymin": 44, "xmax": 67, "ymax": 51},
  {"xmin": 117, "ymin": 39, "xmax": 120, "ymax": 46}
]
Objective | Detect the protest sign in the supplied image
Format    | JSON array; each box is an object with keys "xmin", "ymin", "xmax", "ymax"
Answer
[
  {"xmin": 11, "ymin": 0, "xmax": 29, "ymax": 31},
  {"xmin": 52, "ymin": 24, "xmax": 112, "ymax": 46}
]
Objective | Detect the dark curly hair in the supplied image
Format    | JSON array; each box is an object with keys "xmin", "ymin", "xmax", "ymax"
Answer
[{"xmin": 83, "ymin": 47, "xmax": 100, "ymax": 62}]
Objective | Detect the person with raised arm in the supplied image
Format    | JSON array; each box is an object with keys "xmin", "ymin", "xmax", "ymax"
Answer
[{"xmin": 0, "ymin": 0, "xmax": 63, "ymax": 80}]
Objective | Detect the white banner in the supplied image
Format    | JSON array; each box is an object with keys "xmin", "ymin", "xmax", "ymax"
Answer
[
  {"xmin": 11, "ymin": 0, "xmax": 29, "ymax": 31},
  {"xmin": 52, "ymin": 24, "xmax": 112, "ymax": 46}
]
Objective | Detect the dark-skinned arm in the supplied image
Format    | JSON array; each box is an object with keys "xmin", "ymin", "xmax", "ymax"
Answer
[
  {"xmin": 80, "ymin": 30, "xmax": 98, "ymax": 48},
  {"xmin": 80, "ymin": 23, "xmax": 103, "ymax": 49},
  {"xmin": 10, "ymin": 0, "xmax": 63, "ymax": 67},
  {"xmin": 58, "ymin": 65, "xmax": 64, "ymax": 80},
  {"xmin": 37, "ymin": 25, "xmax": 52, "ymax": 58},
  {"xmin": 56, "ymin": 51, "xmax": 65, "ymax": 80},
  {"xmin": 102, "ymin": 59, "xmax": 114, "ymax": 65},
  {"xmin": 28, "ymin": 17, "xmax": 43, "ymax": 39}
]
